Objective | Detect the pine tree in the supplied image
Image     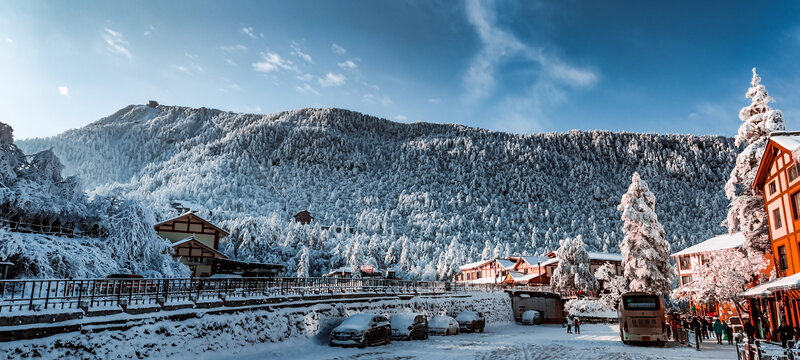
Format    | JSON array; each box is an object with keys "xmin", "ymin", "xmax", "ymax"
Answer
[
  {"xmin": 297, "ymin": 245, "xmax": 310, "ymax": 277},
  {"xmin": 551, "ymin": 235, "xmax": 599, "ymax": 293},
  {"xmin": 725, "ymin": 68, "xmax": 785, "ymax": 253},
  {"xmin": 618, "ymin": 172, "xmax": 673, "ymax": 297}
]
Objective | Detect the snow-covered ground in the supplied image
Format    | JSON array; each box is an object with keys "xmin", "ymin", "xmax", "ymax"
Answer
[{"xmin": 207, "ymin": 323, "xmax": 736, "ymax": 360}]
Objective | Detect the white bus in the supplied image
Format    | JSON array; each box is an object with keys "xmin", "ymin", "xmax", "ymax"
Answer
[{"xmin": 618, "ymin": 292, "xmax": 667, "ymax": 346}]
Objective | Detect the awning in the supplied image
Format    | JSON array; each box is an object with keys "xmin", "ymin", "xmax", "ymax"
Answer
[{"xmin": 741, "ymin": 272, "xmax": 800, "ymax": 298}]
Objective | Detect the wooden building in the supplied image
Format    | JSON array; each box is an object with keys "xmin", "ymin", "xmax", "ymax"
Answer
[
  {"xmin": 294, "ymin": 210, "xmax": 314, "ymax": 225},
  {"xmin": 744, "ymin": 132, "xmax": 800, "ymax": 339},
  {"xmin": 154, "ymin": 212, "xmax": 230, "ymax": 277},
  {"xmin": 454, "ymin": 258, "xmax": 516, "ymax": 284},
  {"xmin": 671, "ymin": 232, "xmax": 746, "ymax": 320}
]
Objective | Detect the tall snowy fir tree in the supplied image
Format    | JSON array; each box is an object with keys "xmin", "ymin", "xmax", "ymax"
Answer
[
  {"xmin": 595, "ymin": 262, "xmax": 628, "ymax": 308},
  {"xmin": 725, "ymin": 68, "xmax": 785, "ymax": 253},
  {"xmin": 297, "ymin": 245, "xmax": 310, "ymax": 277},
  {"xmin": 618, "ymin": 172, "xmax": 673, "ymax": 297},
  {"xmin": 551, "ymin": 235, "xmax": 599, "ymax": 293}
]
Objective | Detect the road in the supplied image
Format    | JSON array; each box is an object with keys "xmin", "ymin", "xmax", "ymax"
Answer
[{"xmin": 204, "ymin": 323, "xmax": 736, "ymax": 360}]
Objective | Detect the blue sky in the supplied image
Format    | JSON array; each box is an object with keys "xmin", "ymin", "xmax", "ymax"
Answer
[{"xmin": 1, "ymin": 0, "xmax": 800, "ymax": 139}]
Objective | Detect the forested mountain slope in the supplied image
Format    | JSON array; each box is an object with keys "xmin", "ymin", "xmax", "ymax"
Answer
[{"xmin": 18, "ymin": 105, "xmax": 738, "ymax": 279}]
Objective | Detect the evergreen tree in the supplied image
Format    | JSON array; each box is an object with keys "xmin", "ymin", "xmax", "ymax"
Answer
[
  {"xmin": 551, "ymin": 235, "xmax": 599, "ymax": 293},
  {"xmin": 297, "ymin": 245, "xmax": 310, "ymax": 277},
  {"xmin": 725, "ymin": 68, "xmax": 785, "ymax": 253},
  {"xmin": 618, "ymin": 172, "xmax": 673, "ymax": 297}
]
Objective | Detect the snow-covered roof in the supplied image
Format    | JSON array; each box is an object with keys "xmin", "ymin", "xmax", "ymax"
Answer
[
  {"xmin": 516, "ymin": 256, "xmax": 548, "ymax": 266},
  {"xmin": 458, "ymin": 259, "xmax": 493, "ymax": 270},
  {"xmin": 588, "ymin": 252, "xmax": 623, "ymax": 262},
  {"xmin": 671, "ymin": 232, "xmax": 744, "ymax": 257},
  {"xmin": 541, "ymin": 258, "xmax": 559, "ymax": 267},
  {"xmin": 741, "ymin": 272, "xmax": 800, "ymax": 297},
  {"xmin": 496, "ymin": 259, "xmax": 517, "ymax": 270},
  {"xmin": 171, "ymin": 236, "xmax": 227, "ymax": 258},
  {"xmin": 770, "ymin": 132, "xmax": 800, "ymax": 152},
  {"xmin": 154, "ymin": 211, "xmax": 229, "ymax": 236},
  {"xmin": 468, "ymin": 277, "xmax": 502, "ymax": 284}
]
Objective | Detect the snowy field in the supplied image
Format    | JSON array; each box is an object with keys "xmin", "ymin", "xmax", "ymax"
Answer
[{"xmin": 204, "ymin": 323, "xmax": 735, "ymax": 360}]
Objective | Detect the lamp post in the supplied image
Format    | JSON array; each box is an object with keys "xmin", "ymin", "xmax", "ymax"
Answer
[{"xmin": 538, "ymin": 261, "xmax": 542, "ymax": 287}]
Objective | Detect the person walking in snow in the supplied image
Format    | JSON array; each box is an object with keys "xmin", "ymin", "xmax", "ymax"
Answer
[
  {"xmin": 713, "ymin": 318, "xmax": 724, "ymax": 344},
  {"xmin": 573, "ymin": 316, "xmax": 581, "ymax": 335},
  {"xmin": 779, "ymin": 320, "xmax": 794, "ymax": 348},
  {"xmin": 691, "ymin": 316, "xmax": 702, "ymax": 350},
  {"xmin": 744, "ymin": 320, "xmax": 756, "ymax": 343},
  {"xmin": 566, "ymin": 316, "xmax": 572, "ymax": 334},
  {"xmin": 725, "ymin": 321, "xmax": 734, "ymax": 345}
]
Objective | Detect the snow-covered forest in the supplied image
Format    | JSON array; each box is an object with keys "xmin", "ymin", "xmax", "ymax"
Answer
[
  {"xmin": 17, "ymin": 105, "xmax": 738, "ymax": 279},
  {"xmin": 0, "ymin": 122, "xmax": 188, "ymax": 278}
]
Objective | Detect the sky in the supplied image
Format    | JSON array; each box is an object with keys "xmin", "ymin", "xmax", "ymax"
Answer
[{"xmin": 1, "ymin": 0, "xmax": 800, "ymax": 140}]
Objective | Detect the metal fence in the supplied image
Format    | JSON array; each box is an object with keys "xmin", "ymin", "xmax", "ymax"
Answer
[{"xmin": 0, "ymin": 277, "xmax": 508, "ymax": 314}]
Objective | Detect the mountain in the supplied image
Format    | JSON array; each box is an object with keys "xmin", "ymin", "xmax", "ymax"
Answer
[{"xmin": 18, "ymin": 104, "xmax": 739, "ymax": 279}]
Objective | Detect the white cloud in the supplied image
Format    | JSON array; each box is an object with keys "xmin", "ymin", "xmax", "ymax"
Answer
[
  {"xmin": 463, "ymin": 0, "xmax": 596, "ymax": 101},
  {"xmin": 331, "ymin": 43, "xmax": 346, "ymax": 55},
  {"xmin": 252, "ymin": 52, "xmax": 298, "ymax": 73},
  {"xmin": 4, "ymin": 37, "xmax": 12, "ymax": 43},
  {"xmin": 290, "ymin": 43, "xmax": 313, "ymax": 63},
  {"xmin": 338, "ymin": 60, "xmax": 358, "ymax": 69},
  {"xmin": 102, "ymin": 28, "xmax": 132, "ymax": 58},
  {"xmin": 172, "ymin": 64, "xmax": 191, "ymax": 74},
  {"xmin": 295, "ymin": 83, "xmax": 320, "ymax": 95},
  {"xmin": 58, "ymin": 86, "xmax": 69, "ymax": 96},
  {"xmin": 144, "ymin": 24, "xmax": 155, "ymax": 36},
  {"xmin": 362, "ymin": 93, "xmax": 392, "ymax": 106},
  {"xmin": 225, "ymin": 58, "xmax": 236, "ymax": 66},
  {"xmin": 241, "ymin": 26, "xmax": 257, "ymax": 39},
  {"xmin": 428, "ymin": 98, "xmax": 442, "ymax": 104},
  {"xmin": 221, "ymin": 44, "xmax": 247, "ymax": 52},
  {"xmin": 297, "ymin": 73, "xmax": 314, "ymax": 82},
  {"xmin": 318, "ymin": 72, "xmax": 347, "ymax": 87},
  {"xmin": 185, "ymin": 53, "xmax": 197, "ymax": 60},
  {"xmin": 394, "ymin": 115, "xmax": 408, "ymax": 121}
]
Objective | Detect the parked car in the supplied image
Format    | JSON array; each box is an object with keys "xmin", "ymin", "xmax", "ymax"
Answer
[
  {"xmin": 329, "ymin": 314, "xmax": 391, "ymax": 348},
  {"xmin": 429, "ymin": 315, "xmax": 459, "ymax": 336},
  {"xmin": 456, "ymin": 311, "xmax": 485, "ymax": 333},
  {"xmin": 521, "ymin": 310, "xmax": 542, "ymax": 325},
  {"xmin": 391, "ymin": 313, "xmax": 428, "ymax": 340}
]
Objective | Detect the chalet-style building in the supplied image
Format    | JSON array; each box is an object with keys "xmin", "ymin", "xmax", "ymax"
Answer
[
  {"xmin": 455, "ymin": 252, "xmax": 622, "ymax": 289},
  {"xmin": 454, "ymin": 258, "xmax": 516, "ymax": 284},
  {"xmin": 671, "ymin": 232, "xmax": 745, "ymax": 320},
  {"xmin": 154, "ymin": 212, "xmax": 229, "ymax": 277},
  {"xmin": 744, "ymin": 131, "xmax": 800, "ymax": 339},
  {"xmin": 294, "ymin": 210, "xmax": 314, "ymax": 225}
]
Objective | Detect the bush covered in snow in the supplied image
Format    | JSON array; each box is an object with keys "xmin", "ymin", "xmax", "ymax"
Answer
[
  {"xmin": 564, "ymin": 298, "xmax": 615, "ymax": 319},
  {"xmin": 0, "ymin": 122, "xmax": 188, "ymax": 278}
]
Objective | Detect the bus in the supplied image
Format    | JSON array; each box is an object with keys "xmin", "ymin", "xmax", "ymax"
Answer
[{"xmin": 618, "ymin": 292, "xmax": 667, "ymax": 346}]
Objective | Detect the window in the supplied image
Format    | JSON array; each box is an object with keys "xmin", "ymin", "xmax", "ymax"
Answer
[
  {"xmin": 770, "ymin": 181, "xmax": 778, "ymax": 195},
  {"xmin": 794, "ymin": 192, "xmax": 800, "ymax": 220},
  {"xmin": 679, "ymin": 256, "xmax": 691, "ymax": 270},
  {"xmin": 681, "ymin": 275, "xmax": 693, "ymax": 285},
  {"xmin": 774, "ymin": 208, "xmax": 784, "ymax": 229},
  {"xmin": 779, "ymin": 246, "xmax": 788, "ymax": 271},
  {"xmin": 790, "ymin": 165, "xmax": 800, "ymax": 182}
]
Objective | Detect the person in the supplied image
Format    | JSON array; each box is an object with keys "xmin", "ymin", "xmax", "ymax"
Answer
[
  {"xmin": 725, "ymin": 321, "xmax": 734, "ymax": 345},
  {"xmin": 779, "ymin": 320, "xmax": 794, "ymax": 348},
  {"xmin": 672, "ymin": 312, "xmax": 681, "ymax": 341},
  {"xmin": 567, "ymin": 315, "xmax": 572, "ymax": 334},
  {"xmin": 574, "ymin": 316, "xmax": 581, "ymax": 335},
  {"xmin": 713, "ymin": 318, "xmax": 724, "ymax": 344},
  {"xmin": 691, "ymin": 316, "xmax": 702, "ymax": 350},
  {"xmin": 701, "ymin": 317, "xmax": 709, "ymax": 340},
  {"xmin": 744, "ymin": 320, "xmax": 756, "ymax": 344},
  {"xmin": 666, "ymin": 317, "xmax": 672, "ymax": 340}
]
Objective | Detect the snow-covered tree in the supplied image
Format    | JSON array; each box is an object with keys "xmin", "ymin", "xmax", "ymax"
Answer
[
  {"xmin": 551, "ymin": 235, "xmax": 599, "ymax": 293},
  {"xmin": 618, "ymin": 172, "xmax": 673, "ymax": 297},
  {"xmin": 297, "ymin": 245, "xmax": 310, "ymax": 277},
  {"xmin": 725, "ymin": 68, "xmax": 785, "ymax": 253},
  {"xmin": 595, "ymin": 262, "xmax": 628, "ymax": 308},
  {"xmin": 672, "ymin": 248, "xmax": 767, "ymax": 316}
]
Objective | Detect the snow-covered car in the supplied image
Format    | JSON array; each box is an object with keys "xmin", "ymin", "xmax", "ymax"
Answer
[
  {"xmin": 521, "ymin": 310, "xmax": 542, "ymax": 325},
  {"xmin": 429, "ymin": 315, "xmax": 459, "ymax": 336},
  {"xmin": 456, "ymin": 311, "xmax": 485, "ymax": 333},
  {"xmin": 329, "ymin": 314, "xmax": 391, "ymax": 348},
  {"xmin": 390, "ymin": 313, "xmax": 428, "ymax": 340}
]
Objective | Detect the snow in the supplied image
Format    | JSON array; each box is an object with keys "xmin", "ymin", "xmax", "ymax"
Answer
[
  {"xmin": 587, "ymin": 252, "xmax": 623, "ymax": 262},
  {"xmin": 496, "ymin": 259, "xmax": 516, "ymax": 270},
  {"xmin": 390, "ymin": 313, "xmax": 420, "ymax": 330},
  {"xmin": 742, "ymin": 271, "xmax": 800, "ymax": 297},
  {"xmin": 671, "ymin": 232, "xmax": 744, "ymax": 256},
  {"xmin": 334, "ymin": 313, "xmax": 375, "ymax": 330},
  {"xmin": 769, "ymin": 132, "xmax": 800, "ymax": 152},
  {"xmin": 458, "ymin": 259, "xmax": 493, "ymax": 271},
  {"xmin": 204, "ymin": 323, "xmax": 734, "ymax": 360},
  {"xmin": 16, "ymin": 105, "xmax": 739, "ymax": 280}
]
